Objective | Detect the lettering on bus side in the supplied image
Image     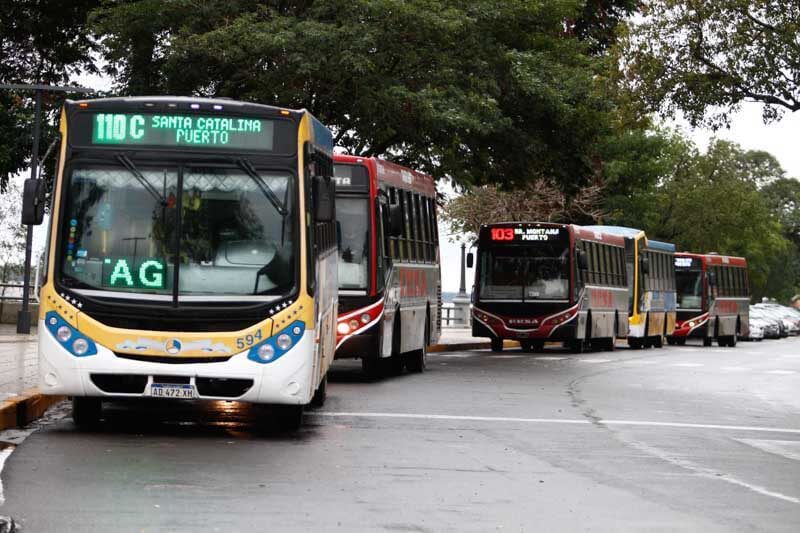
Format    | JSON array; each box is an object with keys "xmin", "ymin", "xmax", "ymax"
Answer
[{"xmin": 589, "ymin": 289, "xmax": 614, "ymax": 308}]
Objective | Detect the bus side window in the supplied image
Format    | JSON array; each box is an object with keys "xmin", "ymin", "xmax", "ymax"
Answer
[
  {"xmin": 376, "ymin": 199, "xmax": 388, "ymax": 291},
  {"xmin": 412, "ymin": 193, "xmax": 422, "ymax": 261}
]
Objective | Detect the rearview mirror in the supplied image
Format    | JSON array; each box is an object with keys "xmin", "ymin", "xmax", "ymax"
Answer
[
  {"xmin": 312, "ymin": 175, "xmax": 335, "ymax": 222},
  {"xmin": 21, "ymin": 178, "xmax": 45, "ymax": 226},
  {"xmin": 466, "ymin": 252, "xmax": 474, "ymax": 269},
  {"xmin": 388, "ymin": 202, "xmax": 403, "ymax": 236}
]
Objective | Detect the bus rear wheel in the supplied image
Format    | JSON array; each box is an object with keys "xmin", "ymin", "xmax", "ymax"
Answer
[
  {"xmin": 310, "ymin": 374, "xmax": 327, "ymax": 407},
  {"xmin": 628, "ymin": 337, "xmax": 643, "ymax": 349},
  {"xmin": 652, "ymin": 335, "xmax": 663, "ymax": 348},
  {"xmin": 490, "ymin": 337, "xmax": 503, "ymax": 352},
  {"xmin": 72, "ymin": 397, "xmax": 102, "ymax": 430},
  {"xmin": 703, "ymin": 337, "xmax": 713, "ymax": 347},
  {"xmin": 406, "ymin": 317, "xmax": 429, "ymax": 373}
]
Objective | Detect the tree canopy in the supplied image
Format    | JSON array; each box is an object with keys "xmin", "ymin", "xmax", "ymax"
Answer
[
  {"xmin": 90, "ymin": 0, "xmax": 636, "ymax": 192},
  {"xmin": 620, "ymin": 1, "xmax": 800, "ymax": 129}
]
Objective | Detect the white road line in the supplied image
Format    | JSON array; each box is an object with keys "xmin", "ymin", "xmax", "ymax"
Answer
[
  {"xmin": 736, "ymin": 439, "xmax": 800, "ymax": 462},
  {"xmin": 434, "ymin": 353, "xmax": 476, "ymax": 358},
  {"xmin": 0, "ymin": 447, "xmax": 13, "ymax": 506},
  {"xmin": 311, "ymin": 411, "xmax": 800, "ymax": 434},
  {"xmin": 486, "ymin": 355, "xmax": 524, "ymax": 359},
  {"xmin": 534, "ymin": 356, "xmax": 566, "ymax": 361},
  {"xmin": 722, "ymin": 366, "xmax": 751, "ymax": 372},
  {"xmin": 672, "ymin": 363, "xmax": 704, "ymax": 368},
  {"xmin": 579, "ymin": 358, "xmax": 612, "ymax": 363},
  {"xmin": 766, "ymin": 370, "xmax": 797, "ymax": 375}
]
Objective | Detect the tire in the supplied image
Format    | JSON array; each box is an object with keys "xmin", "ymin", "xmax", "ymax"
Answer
[
  {"xmin": 384, "ymin": 315, "xmax": 404, "ymax": 376},
  {"xmin": 520, "ymin": 340, "xmax": 533, "ymax": 352},
  {"xmin": 676, "ymin": 338, "xmax": 686, "ymax": 346},
  {"xmin": 568, "ymin": 339, "xmax": 586, "ymax": 353},
  {"xmin": 406, "ymin": 316, "xmax": 429, "ymax": 373},
  {"xmin": 273, "ymin": 404, "xmax": 304, "ymax": 432},
  {"xmin": 653, "ymin": 335, "xmax": 663, "ymax": 348},
  {"xmin": 361, "ymin": 356, "xmax": 382, "ymax": 380},
  {"xmin": 666, "ymin": 337, "xmax": 676, "ymax": 346},
  {"xmin": 490, "ymin": 337, "xmax": 503, "ymax": 352},
  {"xmin": 703, "ymin": 337, "xmax": 713, "ymax": 347},
  {"xmin": 628, "ymin": 337, "xmax": 643, "ymax": 349},
  {"xmin": 310, "ymin": 374, "xmax": 327, "ymax": 408},
  {"xmin": 730, "ymin": 333, "xmax": 738, "ymax": 347},
  {"xmin": 72, "ymin": 397, "xmax": 102, "ymax": 430}
]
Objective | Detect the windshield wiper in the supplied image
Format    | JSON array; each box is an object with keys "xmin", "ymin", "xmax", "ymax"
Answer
[
  {"xmin": 235, "ymin": 158, "xmax": 287, "ymax": 216},
  {"xmin": 115, "ymin": 154, "xmax": 165, "ymax": 205}
]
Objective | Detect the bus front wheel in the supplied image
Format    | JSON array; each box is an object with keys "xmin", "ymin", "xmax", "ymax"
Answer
[
  {"xmin": 310, "ymin": 374, "xmax": 327, "ymax": 407},
  {"xmin": 406, "ymin": 316, "xmax": 429, "ymax": 373},
  {"xmin": 72, "ymin": 397, "xmax": 102, "ymax": 430},
  {"xmin": 273, "ymin": 405, "xmax": 304, "ymax": 432},
  {"xmin": 490, "ymin": 337, "xmax": 503, "ymax": 352}
]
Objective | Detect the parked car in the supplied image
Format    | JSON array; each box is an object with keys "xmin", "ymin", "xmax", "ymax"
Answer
[
  {"xmin": 745, "ymin": 307, "xmax": 777, "ymax": 340},
  {"xmin": 753, "ymin": 304, "xmax": 796, "ymax": 337}
]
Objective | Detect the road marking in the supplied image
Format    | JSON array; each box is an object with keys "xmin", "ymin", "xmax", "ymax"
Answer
[
  {"xmin": 722, "ymin": 366, "xmax": 751, "ymax": 372},
  {"xmin": 766, "ymin": 370, "xmax": 796, "ymax": 375},
  {"xmin": 312, "ymin": 411, "xmax": 800, "ymax": 434},
  {"xmin": 534, "ymin": 356, "xmax": 566, "ymax": 361},
  {"xmin": 621, "ymin": 437, "xmax": 800, "ymax": 505},
  {"xmin": 672, "ymin": 363, "xmax": 704, "ymax": 368},
  {"xmin": 0, "ymin": 447, "xmax": 13, "ymax": 505},
  {"xmin": 736, "ymin": 439, "xmax": 800, "ymax": 462},
  {"xmin": 433, "ymin": 353, "xmax": 476, "ymax": 358},
  {"xmin": 486, "ymin": 355, "xmax": 524, "ymax": 359},
  {"xmin": 579, "ymin": 358, "xmax": 611, "ymax": 363}
]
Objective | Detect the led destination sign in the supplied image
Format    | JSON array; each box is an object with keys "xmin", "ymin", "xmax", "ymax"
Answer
[
  {"xmin": 489, "ymin": 227, "xmax": 563, "ymax": 242},
  {"xmin": 91, "ymin": 113, "xmax": 275, "ymax": 151}
]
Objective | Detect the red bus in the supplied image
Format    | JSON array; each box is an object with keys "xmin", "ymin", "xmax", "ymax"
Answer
[
  {"xmin": 468, "ymin": 223, "xmax": 629, "ymax": 352},
  {"xmin": 668, "ymin": 253, "xmax": 750, "ymax": 347},
  {"xmin": 332, "ymin": 154, "xmax": 441, "ymax": 377}
]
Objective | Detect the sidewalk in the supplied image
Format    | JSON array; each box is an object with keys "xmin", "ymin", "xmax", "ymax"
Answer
[
  {"xmin": 0, "ymin": 325, "xmax": 507, "ymax": 430},
  {"xmin": 0, "ymin": 324, "xmax": 64, "ymax": 430}
]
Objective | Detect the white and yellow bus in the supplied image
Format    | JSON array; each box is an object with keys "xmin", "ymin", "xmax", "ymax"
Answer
[{"xmin": 28, "ymin": 97, "xmax": 338, "ymax": 430}]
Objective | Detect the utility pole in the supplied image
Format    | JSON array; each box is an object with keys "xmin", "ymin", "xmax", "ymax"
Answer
[
  {"xmin": 0, "ymin": 83, "xmax": 93, "ymax": 334},
  {"xmin": 458, "ymin": 242, "xmax": 467, "ymax": 297}
]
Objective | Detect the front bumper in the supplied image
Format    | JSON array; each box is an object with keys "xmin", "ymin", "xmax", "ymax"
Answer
[{"xmin": 38, "ymin": 320, "xmax": 315, "ymax": 405}]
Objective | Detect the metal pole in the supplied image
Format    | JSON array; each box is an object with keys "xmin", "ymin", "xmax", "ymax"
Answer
[
  {"xmin": 458, "ymin": 242, "xmax": 467, "ymax": 297},
  {"xmin": 17, "ymin": 90, "xmax": 42, "ymax": 334}
]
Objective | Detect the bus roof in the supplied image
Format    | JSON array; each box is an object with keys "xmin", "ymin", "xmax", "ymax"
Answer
[
  {"xmin": 333, "ymin": 154, "xmax": 435, "ymax": 197},
  {"xmin": 676, "ymin": 252, "xmax": 748, "ymax": 268},
  {"xmin": 646, "ymin": 240, "xmax": 676, "ymax": 253},
  {"xmin": 582, "ymin": 225, "xmax": 644, "ymax": 239}
]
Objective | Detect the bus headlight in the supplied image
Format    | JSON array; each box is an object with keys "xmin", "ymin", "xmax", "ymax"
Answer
[
  {"xmin": 349, "ymin": 319, "xmax": 359, "ymax": 331},
  {"xmin": 72, "ymin": 338, "xmax": 89, "ymax": 356},
  {"xmin": 57, "ymin": 326, "xmax": 72, "ymax": 342},
  {"xmin": 337, "ymin": 322, "xmax": 350, "ymax": 335},
  {"xmin": 276, "ymin": 333, "xmax": 293, "ymax": 351},
  {"xmin": 45, "ymin": 311, "xmax": 97, "ymax": 357},
  {"xmin": 247, "ymin": 321, "xmax": 305, "ymax": 365},
  {"xmin": 361, "ymin": 313, "xmax": 370, "ymax": 325},
  {"xmin": 257, "ymin": 344, "xmax": 275, "ymax": 362}
]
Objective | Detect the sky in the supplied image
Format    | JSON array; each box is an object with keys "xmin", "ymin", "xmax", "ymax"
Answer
[{"xmin": 8, "ymin": 72, "xmax": 800, "ymax": 293}]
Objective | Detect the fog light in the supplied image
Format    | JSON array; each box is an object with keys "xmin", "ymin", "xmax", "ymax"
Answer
[
  {"xmin": 349, "ymin": 319, "xmax": 359, "ymax": 330},
  {"xmin": 57, "ymin": 326, "xmax": 72, "ymax": 342},
  {"xmin": 72, "ymin": 338, "xmax": 89, "ymax": 355},
  {"xmin": 257, "ymin": 344, "xmax": 275, "ymax": 361},
  {"xmin": 360, "ymin": 313, "xmax": 370, "ymax": 324},
  {"xmin": 276, "ymin": 333, "xmax": 293, "ymax": 351},
  {"xmin": 337, "ymin": 323, "xmax": 350, "ymax": 335},
  {"xmin": 48, "ymin": 316, "xmax": 58, "ymax": 326}
]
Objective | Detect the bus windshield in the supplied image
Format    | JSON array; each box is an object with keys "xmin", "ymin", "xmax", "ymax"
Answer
[
  {"xmin": 479, "ymin": 242, "xmax": 570, "ymax": 301},
  {"xmin": 59, "ymin": 163, "xmax": 295, "ymax": 300},
  {"xmin": 676, "ymin": 269, "xmax": 703, "ymax": 309},
  {"xmin": 336, "ymin": 197, "xmax": 369, "ymax": 290}
]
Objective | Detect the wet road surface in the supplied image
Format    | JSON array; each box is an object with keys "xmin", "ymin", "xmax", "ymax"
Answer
[{"xmin": 1, "ymin": 338, "xmax": 799, "ymax": 531}]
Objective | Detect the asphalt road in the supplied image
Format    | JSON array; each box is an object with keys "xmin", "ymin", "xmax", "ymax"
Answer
[{"xmin": 2, "ymin": 338, "xmax": 800, "ymax": 532}]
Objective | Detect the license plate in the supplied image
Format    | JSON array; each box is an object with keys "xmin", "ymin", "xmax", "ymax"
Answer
[{"xmin": 149, "ymin": 383, "xmax": 197, "ymax": 399}]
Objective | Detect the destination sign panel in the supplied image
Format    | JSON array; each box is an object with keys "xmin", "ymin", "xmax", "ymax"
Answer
[
  {"xmin": 489, "ymin": 226, "xmax": 564, "ymax": 242},
  {"xmin": 88, "ymin": 112, "xmax": 276, "ymax": 151},
  {"xmin": 333, "ymin": 163, "xmax": 370, "ymax": 190},
  {"xmin": 674, "ymin": 257, "xmax": 700, "ymax": 269}
]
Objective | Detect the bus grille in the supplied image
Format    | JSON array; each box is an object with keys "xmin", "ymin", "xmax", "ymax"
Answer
[
  {"xmin": 114, "ymin": 353, "xmax": 234, "ymax": 364},
  {"xmin": 90, "ymin": 374, "xmax": 148, "ymax": 394}
]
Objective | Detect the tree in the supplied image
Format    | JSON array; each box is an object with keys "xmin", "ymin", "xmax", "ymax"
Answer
[
  {"xmin": 620, "ymin": 1, "xmax": 800, "ymax": 129},
  {"xmin": 0, "ymin": 0, "xmax": 100, "ymax": 191},
  {"xmin": 91, "ymin": 0, "xmax": 629, "ymax": 192},
  {"xmin": 608, "ymin": 138, "xmax": 792, "ymax": 299},
  {"xmin": 442, "ymin": 179, "xmax": 606, "ymax": 239},
  {"xmin": 762, "ymin": 178, "xmax": 800, "ymax": 247},
  {"xmin": 0, "ymin": 177, "xmax": 26, "ymax": 271}
]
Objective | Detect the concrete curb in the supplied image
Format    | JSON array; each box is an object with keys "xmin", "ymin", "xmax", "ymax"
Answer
[
  {"xmin": 0, "ymin": 389, "xmax": 65, "ymax": 431},
  {"xmin": 429, "ymin": 339, "xmax": 520, "ymax": 353}
]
